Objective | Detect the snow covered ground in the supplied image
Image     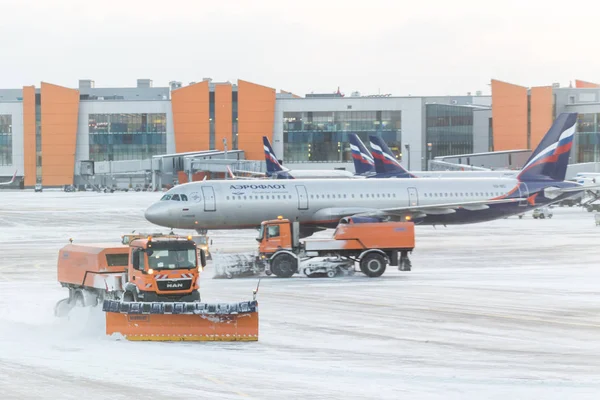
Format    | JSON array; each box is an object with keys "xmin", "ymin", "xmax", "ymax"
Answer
[{"xmin": 0, "ymin": 190, "xmax": 599, "ymax": 399}]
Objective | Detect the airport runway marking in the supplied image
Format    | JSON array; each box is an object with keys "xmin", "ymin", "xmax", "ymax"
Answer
[
  {"xmin": 200, "ymin": 373, "xmax": 251, "ymax": 398},
  {"xmin": 275, "ymin": 292, "xmax": 600, "ymax": 329}
]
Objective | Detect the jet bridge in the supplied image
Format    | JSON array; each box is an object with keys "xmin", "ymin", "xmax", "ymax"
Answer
[{"xmin": 150, "ymin": 149, "xmax": 265, "ymax": 189}]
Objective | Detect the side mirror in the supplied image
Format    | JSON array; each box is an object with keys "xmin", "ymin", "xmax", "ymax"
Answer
[
  {"xmin": 199, "ymin": 249, "xmax": 207, "ymax": 268},
  {"xmin": 132, "ymin": 249, "xmax": 140, "ymax": 270}
]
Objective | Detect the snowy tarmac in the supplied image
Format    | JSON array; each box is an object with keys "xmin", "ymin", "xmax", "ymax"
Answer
[{"xmin": 0, "ymin": 190, "xmax": 599, "ymax": 399}]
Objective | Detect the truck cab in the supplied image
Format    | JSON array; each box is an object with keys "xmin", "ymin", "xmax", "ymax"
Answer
[
  {"xmin": 257, "ymin": 217, "xmax": 295, "ymax": 255},
  {"xmin": 122, "ymin": 232, "xmax": 210, "ymax": 259},
  {"xmin": 125, "ymin": 236, "xmax": 203, "ymax": 302}
]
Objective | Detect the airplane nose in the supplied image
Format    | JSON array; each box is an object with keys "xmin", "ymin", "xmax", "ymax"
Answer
[{"xmin": 145, "ymin": 203, "xmax": 171, "ymax": 227}]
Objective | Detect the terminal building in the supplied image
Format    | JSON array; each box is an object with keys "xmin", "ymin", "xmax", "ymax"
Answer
[{"xmin": 1, "ymin": 78, "xmax": 600, "ymax": 187}]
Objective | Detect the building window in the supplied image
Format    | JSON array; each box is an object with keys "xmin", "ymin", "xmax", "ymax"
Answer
[
  {"xmin": 282, "ymin": 110, "xmax": 401, "ymax": 162},
  {"xmin": 88, "ymin": 113, "xmax": 167, "ymax": 161},
  {"xmin": 425, "ymin": 104, "xmax": 474, "ymax": 160},
  {"xmin": 209, "ymin": 91, "xmax": 215, "ymax": 150},
  {"xmin": 232, "ymin": 91, "xmax": 238, "ymax": 150},
  {"xmin": 575, "ymin": 113, "xmax": 600, "ymax": 163},
  {"xmin": 0, "ymin": 114, "xmax": 12, "ymax": 166}
]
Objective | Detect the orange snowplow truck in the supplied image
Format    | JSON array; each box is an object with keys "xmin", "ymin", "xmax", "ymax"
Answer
[
  {"xmin": 56, "ymin": 235, "xmax": 258, "ymax": 342},
  {"xmin": 258, "ymin": 216, "xmax": 415, "ymax": 278}
]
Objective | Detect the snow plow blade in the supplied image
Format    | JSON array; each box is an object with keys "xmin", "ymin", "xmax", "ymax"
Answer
[
  {"xmin": 212, "ymin": 252, "xmax": 266, "ymax": 279},
  {"xmin": 102, "ymin": 300, "xmax": 259, "ymax": 341}
]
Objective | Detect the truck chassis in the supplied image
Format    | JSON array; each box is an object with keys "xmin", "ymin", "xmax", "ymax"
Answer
[{"xmin": 265, "ymin": 248, "xmax": 412, "ymax": 278}]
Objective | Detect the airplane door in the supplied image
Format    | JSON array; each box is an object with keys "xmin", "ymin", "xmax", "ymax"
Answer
[
  {"xmin": 518, "ymin": 182, "xmax": 529, "ymax": 207},
  {"xmin": 407, "ymin": 187, "xmax": 418, "ymax": 206},
  {"xmin": 201, "ymin": 186, "xmax": 216, "ymax": 211},
  {"xmin": 295, "ymin": 185, "xmax": 309, "ymax": 210}
]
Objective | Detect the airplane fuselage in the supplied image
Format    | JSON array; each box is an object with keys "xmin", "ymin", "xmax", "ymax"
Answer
[
  {"xmin": 368, "ymin": 170, "xmax": 518, "ymax": 179},
  {"xmin": 273, "ymin": 169, "xmax": 356, "ymax": 179},
  {"xmin": 145, "ymin": 177, "xmax": 579, "ymax": 231}
]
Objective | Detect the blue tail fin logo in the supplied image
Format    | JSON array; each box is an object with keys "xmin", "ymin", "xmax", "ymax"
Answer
[
  {"xmin": 369, "ymin": 136, "xmax": 415, "ymax": 177},
  {"xmin": 517, "ymin": 113, "xmax": 577, "ymax": 182},
  {"xmin": 262, "ymin": 136, "xmax": 294, "ymax": 179},
  {"xmin": 348, "ymin": 134, "xmax": 375, "ymax": 175}
]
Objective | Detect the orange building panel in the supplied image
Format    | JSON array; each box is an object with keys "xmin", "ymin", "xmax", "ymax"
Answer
[
  {"xmin": 215, "ymin": 83, "xmax": 232, "ymax": 151},
  {"xmin": 530, "ymin": 86, "xmax": 553, "ymax": 149},
  {"xmin": 40, "ymin": 82, "xmax": 80, "ymax": 186},
  {"xmin": 491, "ymin": 79, "xmax": 528, "ymax": 150},
  {"xmin": 575, "ymin": 79, "xmax": 600, "ymax": 89},
  {"xmin": 22, "ymin": 86, "xmax": 36, "ymax": 187},
  {"xmin": 237, "ymin": 80, "xmax": 276, "ymax": 160},
  {"xmin": 171, "ymin": 81, "xmax": 209, "ymax": 153}
]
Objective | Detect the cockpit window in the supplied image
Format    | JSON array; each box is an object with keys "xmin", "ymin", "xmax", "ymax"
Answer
[
  {"xmin": 171, "ymin": 194, "xmax": 181, "ymax": 201},
  {"xmin": 181, "ymin": 194, "xmax": 188, "ymax": 201},
  {"xmin": 161, "ymin": 194, "xmax": 172, "ymax": 201}
]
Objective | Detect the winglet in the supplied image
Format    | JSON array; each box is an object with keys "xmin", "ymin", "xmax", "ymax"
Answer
[
  {"xmin": 226, "ymin": 166, "xmax": 237, "ymax": 179},
  {"xmin": 348, "ymin": 134, "xmax": 376, "ymax": 175},
  {"xmin": 0, "ymin": 170, "xmax": 17, "ymax": 186}
]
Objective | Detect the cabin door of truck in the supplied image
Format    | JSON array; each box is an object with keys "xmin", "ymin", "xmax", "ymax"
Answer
[
  {"xmin": 202, "ymin": 186, "xmax": 216, "ymax": 211},
  {"xmin": 407, "ymin": 187, "xmax": 419, "ymax": 206},
  {"xmin": 295, "ymin": 185, "xmax": 309, "ymax": 210}
]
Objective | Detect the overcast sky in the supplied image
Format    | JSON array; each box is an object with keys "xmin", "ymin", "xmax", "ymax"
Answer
[{"xmin": 1, "ymin": 0, "xmax": 599, "ymax": 96}]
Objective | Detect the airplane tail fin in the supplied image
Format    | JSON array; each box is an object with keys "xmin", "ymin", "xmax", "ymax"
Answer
[
  {"xmin": 369, "ymin": 136, "xmax": 415, "ymax": 177},
  {"xmin": 263, "ymin": 137, "xmax": 285, "ymax": 174},
  {"xmin": 348, "ymin": 134, "xmax": 375, "ymax": 175},
  {"xmin": 517, "ymin": 113, "xmax": 577, "ymax": 182}
]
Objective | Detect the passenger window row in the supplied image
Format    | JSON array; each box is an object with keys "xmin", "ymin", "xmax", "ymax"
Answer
[
  {"xmin": 226, "ymin": 193, "xmax": 399, "ymax": 201},
  {"xmin": 226, "ymin": 195, "xmax": 294, "ymax": 201},
  {"xmin": 423, "ymin": 192, "xmax": 504, "ymax": 198}
]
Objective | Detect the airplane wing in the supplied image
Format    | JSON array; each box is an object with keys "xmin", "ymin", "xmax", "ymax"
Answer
[
  {"xmin": 226, "ymin": 166, "xmax": 268, "ymax": 180},
  {"xmin": 0, "ymin": 170, "xmax": 17, "ymax": 186},
  {"xmin": 231, "ymin": 169, "xmax": 268, "ymax": 177},
  {"xmin": 312, "ymin": 198, "xmax": 526, "ymax": 222}
]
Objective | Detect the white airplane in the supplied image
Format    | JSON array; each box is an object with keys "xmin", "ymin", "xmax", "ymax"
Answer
[
  {"xmin": 0, "ymin": 170, "xmax": 17, "ymax": 186},
  {"xmin": 145, "ymin": 114, "xmax": 594, "ymax": 237}
]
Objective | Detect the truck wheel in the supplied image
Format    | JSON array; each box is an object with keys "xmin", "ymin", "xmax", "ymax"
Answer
[
  {"xmin": 327, "ymin": 270, "xmax": 336, "ymax": 278},
  {"xmin": 271, "ymin": 254, "xmax": 297, "ymax": 278},
  {"xmin": 360, "ymin": 253, "xmax": 387, "ymax": 278},
  {"xmin": 122, "ymin": 291, "xmax": 136, "ymax": 302},
  {"xmin": 189, "ymin": 290, "xmax": 201, "ymax": 302},
  {"xmin": 72, "ymin": 291, "xmax": 85, "ymax": 307}
]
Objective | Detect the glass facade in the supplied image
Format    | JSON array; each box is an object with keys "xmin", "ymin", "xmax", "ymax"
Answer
[
  {"xmin": 425, "ymin": 104, "xmax": 474, "ymax": 159},
  {"xmin": 232, "ymin": 91, "xmax": 238, "ymax": 150},
  {"xmin": 89, "ymin": 113, "xmax": 167, "ymax": 161},
  {"xmin": 575, "ymin": 113, "xmax": 600, "ymax": 163},
  {"xmin": 283, "ymin": 111, "xmax": 401, "ymax": 162},
  {"xmin": 0, "ymin": 115, "xmax": 12, "ymax": 166},
  {"xmin": 209, "ymin": 92, "xmax": 215, "ymax": 150},
  {"xmin": 35, "ymin": 94, "xmax": 42, "ymax": 181}
]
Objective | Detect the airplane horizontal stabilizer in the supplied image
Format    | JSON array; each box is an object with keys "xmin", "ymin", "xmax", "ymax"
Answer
[{"xmin": 551, "ymin": 183, "xmax": 600, "ymax": 193}]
